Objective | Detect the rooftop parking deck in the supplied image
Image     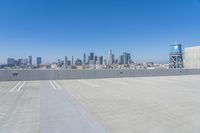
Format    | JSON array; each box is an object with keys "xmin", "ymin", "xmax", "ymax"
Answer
[{"xmin": 0, "ymin": 75, "xmax": 200, "ymax": 133}]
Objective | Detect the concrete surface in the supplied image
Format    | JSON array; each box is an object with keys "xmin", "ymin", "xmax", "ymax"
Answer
[{"xmin": 0, "ymin": 75, "xmax": 200, "ymax": 133}]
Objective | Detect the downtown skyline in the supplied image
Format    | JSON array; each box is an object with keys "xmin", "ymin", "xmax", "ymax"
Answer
[{"xmin": 4, "ymin": 49, "xmax": 132, "ymax": 66}]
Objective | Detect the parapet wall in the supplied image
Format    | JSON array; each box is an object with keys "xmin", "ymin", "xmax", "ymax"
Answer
[{"xmin": 0, "ymin": 69, "xmax": 200, "ymax": 81}]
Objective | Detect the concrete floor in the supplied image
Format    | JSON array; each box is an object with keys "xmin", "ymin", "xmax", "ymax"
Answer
[{"xmin": 0, "ymin": 75, "xmax": 200, "ymax": 133}]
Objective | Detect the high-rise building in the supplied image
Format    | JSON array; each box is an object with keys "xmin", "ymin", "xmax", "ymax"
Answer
[
  {"xmin": 108, "ymin": 49, "xmax": 113, "ymax": 65},
  {"xmin": 94, "ymin": 56, "xmax": 98, "ymax": 64},
  {"xmin": 83, "ymin": 54, "xmax": 86, "ymax": 64},
  {"xmin": 72, "ymin": 56, "xmax": 74, "ymax": 65},
  {"xmin": 123, "ymin": 52, "xmax": 131, "ymax": 65},
  {"xmin": 18, "ymin": 59, "xmax": 23, "ymax": 66},
  {"xmin": 65, "ymin": 56, "xmax": 68, "ymax": 66},
  {"xmin": 75, "ymin": 58, "xmax": 82, "ymax": 66},
  {"xmin": 118, "ymin": 55, "xmax": 123, "ymax": 65},
  {"xmin": 100, "ymin": 56, "xmax": 103, "ymax": 65},
  {"xmin": 112, "ymin": 54, "xmax": 115, "ymax": 64},
  {"xmin": 29, "ymin": 56, "xmax": 32, "ymax": 65},
  {"xmin": 7, "ymin": 58, "xmax": 16, "ymax": 66},
  {"xmin": 24, "ymin": 58, "xmax": 28, "ymax": 65},
  {"xmin": 97, "ymin": 56, "xmax": 103, "ymax": 65},
  {"xmin": 87, "ymin": 56, "xmax": 90, "ymax": 64},
  {"xmin": 37, "ymin": 57, "xmax": 42, "ymax": 65},
  {"xmin": 90, "ymin": 52, "xmax": 94, "ymax": 61}
]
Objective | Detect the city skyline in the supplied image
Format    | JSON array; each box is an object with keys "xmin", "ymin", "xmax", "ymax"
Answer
[
  {"xmin": 4, "ymin": 49, "xmax": 132, "ymax": 65},
  {"xmin": 0, "ymin": 0, "xmax": 200, "ymax": 64}
]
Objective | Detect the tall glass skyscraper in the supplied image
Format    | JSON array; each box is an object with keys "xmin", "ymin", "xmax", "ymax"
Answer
[
  {"xmin": 65, "ymin": 56, "xmax": 68, "ymax": 66},
  {"xmin": 83, "ymin": 54, "xmax": 86, "ymax": 64},
  {"xmin": 37, "ymin": 57, "xmax": 42, "ymax": 65},
  {"xmin": 29, "ymin": 56, "xmax": 32, "ymax": 65},
  {"xmin": 123, "ymin": 52, "xmax": 131, "ymax": 65},
  {"xmin": 90, "ymin": 52, "xmax": 94, "ymax": 61}
]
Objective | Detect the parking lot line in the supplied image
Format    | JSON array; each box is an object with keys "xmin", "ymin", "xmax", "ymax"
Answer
[
  {"xmin": 9, "ymin": 81, "xmax": 22, "ymax": 93},
  {"xmin": 17, "ymin": 81, "xmax": 26, "ymax": 92},
  {"xmin": 49, "ymin": 80, "xmax": 57, "ymax": 90},
  {"xmin": 53, "ymin": 80, "xmax": 62, "ymax": 90},
  {"xmin": 102, "ymin": 79, "xmax": 129, "ymax": 86},
  {"xmin": 78, "ymin": 80, "xmax": 100, "ymax": 88}
]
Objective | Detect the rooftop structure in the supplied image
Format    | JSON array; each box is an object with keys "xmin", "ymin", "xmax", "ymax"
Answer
[
  {"xmin": 169, "ymin": 44, "xmax": 183, "ymax": 69},
  {"xmin": 184, "ymin": 46, "xmax": 200, "ymax": 69}
]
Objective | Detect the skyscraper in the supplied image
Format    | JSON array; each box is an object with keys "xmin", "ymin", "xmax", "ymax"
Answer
[
  {"xmin": 37, "ymin": 57, "xmax": 42, "ymax": 65},
  {"xmin": 7, "ymin": 58, "xmax": 16, "ymax": 66},
  {"xmin": 90, "ymin": 52, "xmax": 94, "ymax": 61},
  {"xmin": 29, "ymin": 56, "xmax": 32, "ymax": 65},
  {"xmin": 118, "ymin": 55, "xmax": 123, "ymax": 65},
  {"xmin": 94, "ymin": 56, "xmax": 98, "ymax": 64},
  {"xmin": 98, "ymin": 56, "xmax": 103, "ymax": 65},
  {"xmin": 108, "ymin": 49, "xmax": 114, "ymax": 65},
  {"xmin": 72, "ymin": 56, "xmax": 74, "ymax": 65},
  {"xmin": 17, "ymin": 59, "xmax": 23, "ymax": 66},
  {"xmin": 112, "ymin": 54, "xmax": 115, "ymax": 64},
  {"xmin": 123, "ymin": 52, "xmax": 131, "ymax": 65},
  {"xmin": 24, "ymin": 58, "xmax": 28, "ymax": 65},
  {"xmin": 75, "ymin": 58, "xmax": 82, "ymax": 66},
  {"xmin": 83, "ymin": 53, "xmax": 86, "ymax": 64},
  {"xmin": 65, "ymin": 56, "xmax": 68, "ymax": 66}
]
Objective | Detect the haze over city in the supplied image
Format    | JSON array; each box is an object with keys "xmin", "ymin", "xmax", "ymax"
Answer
[{"xmin": 0, "ymin": 0, "xmax": 200, "ymax": 64}]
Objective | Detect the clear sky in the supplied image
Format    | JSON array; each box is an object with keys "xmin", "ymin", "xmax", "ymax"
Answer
[{"xmin": 0, "ymin": 0, "xmax": 200, "ymax": 64}]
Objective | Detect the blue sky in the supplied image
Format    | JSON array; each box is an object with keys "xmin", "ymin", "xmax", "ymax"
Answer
[{"xmin": 0, "ymin": 0, "xmax": 200, "ymax": 64}]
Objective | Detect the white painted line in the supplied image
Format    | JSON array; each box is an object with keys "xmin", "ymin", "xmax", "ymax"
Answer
[
  {"xmin": 103, "ymin": 79, "xmax": 129, "ymax": 86},
  {"xmin": 125, "ymin": 78, "xmax": 153, "ymax": 84},
  {"xmin": 150, "ymin": 78, "xmax": 173, "ymax": 83},
  {"xmin": 53, "ymin": 80, "xmax": 62, "ymax": 90},
  {"xmin": 78, "ymin": 80, "xmax": 99, "ymax": 87},
  {"xmin": 9, "ymin": 82, "xmax": 22, "ymax": 93},
  {"xmin": 17, "ymin": 81, "xmax": 26, "ymax": 92},
  {"xmin": 49, "ymin": 80, "xmax": 57, "ymax": 90}
]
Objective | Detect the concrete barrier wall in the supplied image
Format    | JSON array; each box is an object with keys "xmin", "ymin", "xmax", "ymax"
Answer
[{"xmin": 0, "ymin": 69, "xmax": 200, "ymax": 81}]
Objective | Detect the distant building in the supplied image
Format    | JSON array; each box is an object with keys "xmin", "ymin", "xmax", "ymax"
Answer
[
  {"xmin": 97, "ymin": 56, "xmax": 103, "ymax": 65},
  {"xmin": 24, "ymin": 58, "xmax": 28, "ymax": 65},
  {"xmin": 99, "ymin": 56, "xmax": 103, "ymax": 65},
  {"xmin": 83, "ymin": 54, "xmax": 86, "ymax": 64},
  {"xmin": 94, "ymin": 56, "xmax": 98, "ymax": 64},
  {"xmin": 123, "ymin": 52, "xmax": 131, "ymax": 64},
  {"xmin": 87, "ymin": 56, "xmax": 90, "ymax": 64},
  {"xmin": 65, "ymin": 56, "xmax": 68, "ymax": 66},
  {"xmin": 184, "ymin": 46, "xmax": 200, "ymax": 69},
  {"xmin": 112, "ymin": 54, "xmax": 115, "ymax": 64},
  {"xmin": 29, "ymin": 56, "xmax": 32, "ymax": 65},
  {"xmin": 108, "ymin": 49, "xmax": 113, "ymax": 65},
  {"xmin": 37, "ymin": 57, "xmax": 42, "ymax": 65},
  {"xmin": 75, "ymin": 58, "xmax": 82, "ymax": 66},
  {"xmin": 67, "ymin": 60, "xmax": 71, "ymax": 66},
  {"xmin": 118, "ymin": 55, "xmax": 123, "ymax": 65},
  {"xmin": 90, "ymin": 52, "xmax": 94, "ymax": 61},
  {"xmin": 7, "ymin": 58, "xmax": 16, "ymax": 66},
  {"xmin": 17, "ymin": 59, "xmax": 23, "ymax": 66},
  {"xmin": 72, "ymin": 56, "xmax": 74, "ymax": 65}
]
